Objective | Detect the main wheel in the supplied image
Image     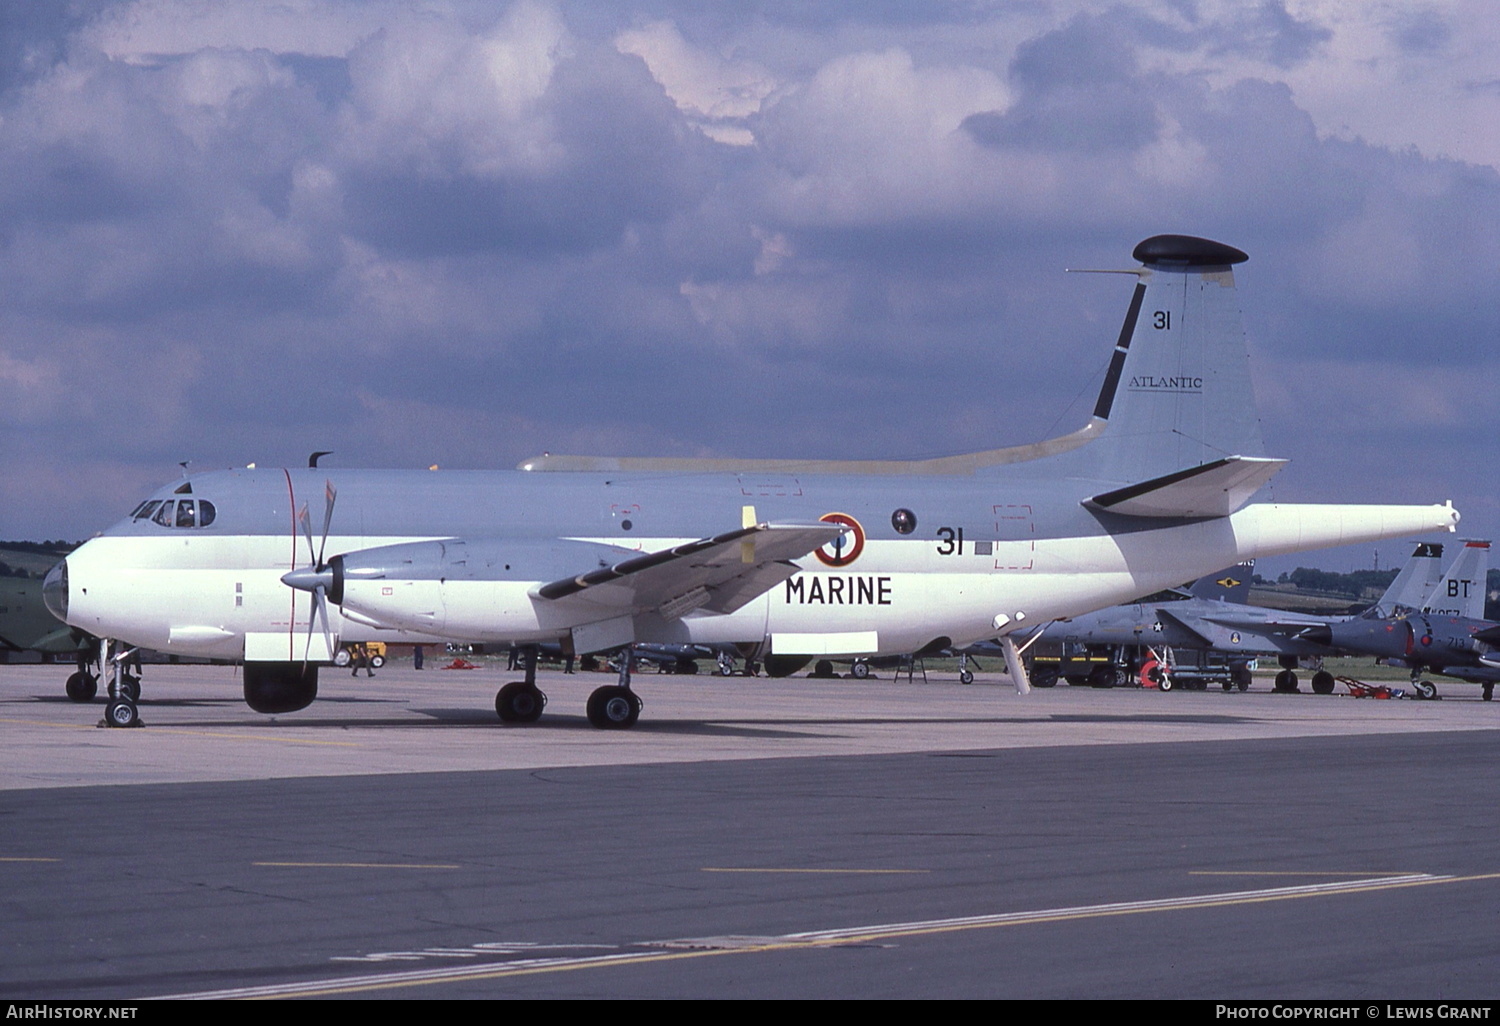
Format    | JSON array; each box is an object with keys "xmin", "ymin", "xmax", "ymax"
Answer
[
  {"xmin": 851, "ymin": 661, "xmax": 870, "ymax": 680},
  {"xmin": 495, "ymin": 681, "xmax": 546, "ymax": 723},
  {"xmin": 587, "ymin": 686, "xmax": 641, "ymax": 729},
  {"xmin": 119, "ymin": 674, "xmax": 140, "ymax": 702},
  {"xmin": 105, "ymin": 700, "xmax": 140, "ymax": 728},
  {"xmin": 1274, "ymin": 669, "xmax": 1299, "ymax": 692},
  {"xmin": 333, "ymin": 649, "xmax": 351, "ymax": 667},
  {"xmin": 1311, "ymin": 670, "xmax": 1335, "ymax": 695},
  {"xmin": 65, "ymin": 671, "xmax": 97, "ymax": 703}
]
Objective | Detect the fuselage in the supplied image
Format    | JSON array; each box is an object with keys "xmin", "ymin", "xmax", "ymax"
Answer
[{"xmin": 49, "ymin": 464, "xmax": 1459, "ymax": 663}]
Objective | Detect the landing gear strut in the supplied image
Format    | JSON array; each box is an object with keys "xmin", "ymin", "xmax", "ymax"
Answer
[
  {"xmin": 495, "ymin": 646, "xmax": 547, "ymax": 722},
  {"xmin": 587, "ymin": 648, "xmax": 642, "ymax": 729},
  {"xmin": 99, "ymin": 639, "xmax": 143, "ymax": 728}
]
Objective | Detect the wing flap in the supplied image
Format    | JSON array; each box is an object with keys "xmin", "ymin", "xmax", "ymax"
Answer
[{"xmin": 1084, "ymin": 456, "xmax": 1287, "ymax": 518}]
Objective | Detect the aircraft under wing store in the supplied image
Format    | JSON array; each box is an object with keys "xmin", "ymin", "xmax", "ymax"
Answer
[{"xmin": 44, "ymin": 234, "xmax": 1464, "ymax": 728}]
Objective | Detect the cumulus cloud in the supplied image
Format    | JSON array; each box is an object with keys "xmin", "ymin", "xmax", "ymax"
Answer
[{"xmin": 0, "ymin": 0, "xmax": 1495, "ymax": 569}]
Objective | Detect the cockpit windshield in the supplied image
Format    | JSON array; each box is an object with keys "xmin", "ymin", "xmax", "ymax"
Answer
[{"xmin": 137, "ymin": 499, "xmax": 216, "ymax": 528}]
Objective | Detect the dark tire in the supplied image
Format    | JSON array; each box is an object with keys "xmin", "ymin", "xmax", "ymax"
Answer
[
  {"xmin": 1311, "ymin": 670, "xmax": 1335, "ymax": 695},
  {"xmin": 1158, "ymin": 675, "xmax": 1174, "ymax": 692},
  {"xmin": 104, "ymin": 700, "xmax": 139, "ymax": 728},
  {"xmin": 1414, "ymin": 680, "xmax": 1437, "ymax": 700},
  {"xmin": 370, "ymin": 655, "xmax": 386, "ymax": 669},
  {"xmin": 1088, "ymin": 666, "xmax": 1115, "ymax": 689},
  {"xmin": 959, "ymin": 669, "xmax": 975, "ymax": 685},
  {"xmin": 813, "ymin": 659, "xmax": 836, "ymax": 678},
  {"xmin": 851, "ymin": 661, "xmax": 870, "ymax": 680},
  {"xmin": 496, "ymin": 681, "xmax": 546, "ymax": 723},
  {"xmin": 65, "ymin": 671, "xmax": 97, "ymax": 703},
  {"xmin": 1030, "ymin": 668, "xmax": 1058, "ymax": 688},
  {"xmin": 587, "ymin": 686, "xmax": 641, "ymax": 729},
  {"xmin": 333, "ymin": 649, "xmax": 351, "ymax": 667},
  {"xmin": 119, "ymin": 675, "xmax": 140, "ymax": 703},
  {"xmin": 1232, "ymin": 665, "xmax": 1253, "ymax": 691},
  {"xmin": 1274, "ymin": 669, "xmax": 1299, "ymax": 693}
]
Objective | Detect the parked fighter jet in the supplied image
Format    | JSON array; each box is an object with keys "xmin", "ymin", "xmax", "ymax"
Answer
[
  {"xmin": 44, "ymin": 235, "xmax": 1459, "ymax": 729},
  {"xmin": 1016, "ymin": 541, "xmax": 1474, "ymax": 693},
  {"xmin": 1300, "ymin": 541, "xmax": 1497, "ymax": 699}
]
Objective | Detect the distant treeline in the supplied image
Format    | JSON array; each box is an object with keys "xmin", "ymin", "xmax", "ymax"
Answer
[
  {"xmin": 1, "ymin": 540, "xmax": 80, "ymax": 554},
  {"xmin": 0, "ymin": 540, "xmax": 79, "ymax": 579},
  {"xmin": 1255, "ymin": 567, "xmax": 1401, "ymax": 598}
]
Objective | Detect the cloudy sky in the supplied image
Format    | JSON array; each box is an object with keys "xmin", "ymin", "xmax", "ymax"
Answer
[{"xmin": 1, "ymin": 0, "xmax": 1496, "ymax": 574}]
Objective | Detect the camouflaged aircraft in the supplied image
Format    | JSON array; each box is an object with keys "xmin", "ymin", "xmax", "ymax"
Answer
[{"xmin": 43, "ymin": 235, "xmax": 1460, "ymax": 728}]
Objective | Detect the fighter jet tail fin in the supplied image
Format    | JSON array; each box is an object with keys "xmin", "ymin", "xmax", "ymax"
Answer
[
  {"xmin": 1185, "ymin": 563, "xmax": 1255, "ymax": 604},
  {"xmin": 1422, "ymin": 540, "xmax": 1489, "ymax": 618}
]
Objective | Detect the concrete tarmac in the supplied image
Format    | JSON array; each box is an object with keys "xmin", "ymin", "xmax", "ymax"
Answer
[{"xmin": 3, "ymin": 662, "xmax": 1499, "ymax": 999}]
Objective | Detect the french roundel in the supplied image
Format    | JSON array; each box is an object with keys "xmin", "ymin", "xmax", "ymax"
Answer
[{"xmin": 815, "ymin": 512, "xmax": 865, "ymax": 567}]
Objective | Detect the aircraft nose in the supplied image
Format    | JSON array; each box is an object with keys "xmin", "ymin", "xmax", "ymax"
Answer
[{"xmin": 42, "ymin": 559, "xmax": 68, "ymax": 622}]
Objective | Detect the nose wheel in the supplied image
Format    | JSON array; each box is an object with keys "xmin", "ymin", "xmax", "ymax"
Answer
[{"xmin": 96, "ymin": 640, "xmax": 144, "ymax": 728}]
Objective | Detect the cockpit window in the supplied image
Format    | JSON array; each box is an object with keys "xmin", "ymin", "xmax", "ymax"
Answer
[{"xmin": 143, "ymin": 498, "xmax": 216, "ymax": 528}]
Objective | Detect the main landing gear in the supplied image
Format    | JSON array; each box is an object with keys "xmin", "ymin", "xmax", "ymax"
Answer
[
  {"xmin": 587, "ymin": 650, "xmax": 641, "ymax": 729},
  {"xmin": 492, "ymin": 644, "xmax": 643, "ymax": 729},
  {"xmin": 495, "ymin": 646, "xmax": 547, "ymax": 723}
]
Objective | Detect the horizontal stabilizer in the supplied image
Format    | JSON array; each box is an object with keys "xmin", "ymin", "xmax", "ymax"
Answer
[
  {"xmin": 535, "ymin": 522, "xmax": 846, "ymax": 619},
  {"xmin": 1084, "ymin": 456, "xmax": 1286, "ymax": 518}
]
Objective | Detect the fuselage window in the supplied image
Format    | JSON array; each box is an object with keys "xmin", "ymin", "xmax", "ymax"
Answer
[
  {"xmin": 197, "ymin": 500, "xmax": 216, "ymax": 527},
  {"xmin": 176, "ymin": 500, "xmax": 197, "ymax": 528},
  {"xmin": 135, "ymin": 500, "xmax": 163, "ymax": 521},
  {"xmin": 153, "ymin": 502, "xmax": 176, "ymax": 527}
]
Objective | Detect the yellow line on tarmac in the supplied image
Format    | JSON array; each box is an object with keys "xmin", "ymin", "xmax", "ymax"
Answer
[
  {"xmin": 187, "ymin": 870, "xmax": 1500, "ymax": 999},
  {"xmin": 0, "ymin": 857, "xmax": 60, "ymax": 862},
  {"xmin": 1189, "ymin": 870, "xmax": 1418, "ymax": 877},
  {"xmin": 0, "ymin": 717, "xmax": 358, "ymax": 746},
  {"xmin": 702, "ymin": 867, "xmax": 929, "ymax": 875},
  {"xmin": 253, "ymin": 862, "xmax": 461, "ymax": 869}
]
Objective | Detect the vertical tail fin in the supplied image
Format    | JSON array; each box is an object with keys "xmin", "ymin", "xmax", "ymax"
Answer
[
  {"xmin": 1422, "ymin": 540, "xmax": 1489, "ymax": 618},
  {"xmin": 1186, "ymin": 563, "xmax": 1254, "ymax": 604},
  {"xmin": 1375, "ymin": 542, "xmax": 1448, "ymax": 615},
  {"xmin": 1071, "ymin": 235, "xmax": 1266, "ymax": 485}
]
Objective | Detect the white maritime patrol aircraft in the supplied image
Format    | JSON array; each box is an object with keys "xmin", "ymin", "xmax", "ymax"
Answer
[{"xmin": 44, "ymin": 235, "xmax": 1459, "ymax": 729}]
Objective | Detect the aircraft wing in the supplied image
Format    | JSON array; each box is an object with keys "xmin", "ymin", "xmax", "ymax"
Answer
[
  {"xmin": 1153, "ymin": 606, "xmax": 1217, "ymax": 647},
  {"xmin": 535, "ymin": 523, "xmax": 846, "ymax": 619},
  {"xmin": 1084, "ymin": 456, "xmax": 1287, "ymax": 518},
  {"xmin": 1199, "ymin": 611, "xmax": 1333, "ymax": 635}
]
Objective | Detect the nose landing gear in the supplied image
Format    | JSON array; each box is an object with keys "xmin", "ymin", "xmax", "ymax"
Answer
[{"xmin": 97, "ymin": 639, "xmax": 143, "ymax": 728}]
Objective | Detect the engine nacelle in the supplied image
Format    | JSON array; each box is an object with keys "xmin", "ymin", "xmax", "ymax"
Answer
[{"xmin": 244, "ymin": 662, "xmax": 319, "ymax": 714}]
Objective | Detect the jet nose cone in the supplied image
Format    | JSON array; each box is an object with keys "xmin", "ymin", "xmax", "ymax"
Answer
[{"xmin": 42, "ymin": 559, "xmax": 68, "ymax": 622}]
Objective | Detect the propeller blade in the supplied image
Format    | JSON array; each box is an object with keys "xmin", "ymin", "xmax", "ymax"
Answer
[
  {"xmin": 297, "ymin": 503, "xmax": 317, "ymax": 569},
  {"xmin": 317, "ymin": 481, "xmax": 337, "ymax": 569}
]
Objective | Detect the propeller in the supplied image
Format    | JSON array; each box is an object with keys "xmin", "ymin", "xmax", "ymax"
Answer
[{"xmin": 280, "ymin": 481, "xmax": 338, "ymax": 667}]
